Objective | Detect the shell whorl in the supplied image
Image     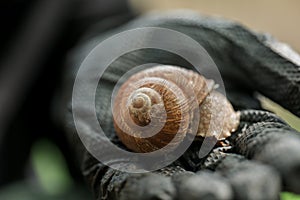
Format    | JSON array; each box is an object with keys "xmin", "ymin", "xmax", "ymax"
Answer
[
  {"xmin": 128, "ymin": 87, "xmax": 163, "ymax": 126},
  {"xmin": 112, "ymin": 65, "xmax": 240, "ymax": 153}
]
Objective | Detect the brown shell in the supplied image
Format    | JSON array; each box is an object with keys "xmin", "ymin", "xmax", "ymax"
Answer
[{"xmin": 112, "ymin": 65, "xmax": 240, "ymax": 153}]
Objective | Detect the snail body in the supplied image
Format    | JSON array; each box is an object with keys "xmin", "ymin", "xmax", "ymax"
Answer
[{"xmin": 113, "ymin": 65, "xmax": 240, "ymax": 153}]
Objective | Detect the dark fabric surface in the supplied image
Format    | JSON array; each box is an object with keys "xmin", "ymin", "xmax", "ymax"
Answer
[{"xmin": 60, "ymin": 11, "xmax": 300, "ymax": 199}]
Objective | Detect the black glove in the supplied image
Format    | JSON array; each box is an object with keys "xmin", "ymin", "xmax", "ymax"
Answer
[{"xmin": 60, "ymin": 11, "xmax": 300, "ymax": 200}]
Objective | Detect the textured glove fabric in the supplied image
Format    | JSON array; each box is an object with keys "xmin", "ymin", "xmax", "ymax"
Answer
[
  {"xmin": 233, "ymin": 110, "xmax": 300, "ymax": 193},
  {"xmin": 62, "ymin": 11, "xmax": 300, "ymax": 199}
]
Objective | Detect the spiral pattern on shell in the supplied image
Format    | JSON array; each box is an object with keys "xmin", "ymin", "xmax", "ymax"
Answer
[{"xmin": 112, "ymin": 65, "xmax": 240, "ymax": 153}]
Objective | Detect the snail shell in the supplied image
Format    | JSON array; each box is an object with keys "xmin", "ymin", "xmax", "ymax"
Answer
[{"xmin": 113, "ymin": 65, "xmax": 240, "ymax": 153}]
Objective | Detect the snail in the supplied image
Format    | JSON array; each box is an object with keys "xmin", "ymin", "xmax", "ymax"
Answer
[{"xmin": 112, "ymin": 65, "xmax": 240, "ymax": 153}]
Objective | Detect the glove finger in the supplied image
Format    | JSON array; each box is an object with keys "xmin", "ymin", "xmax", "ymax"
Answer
[
  {"xmin": 201, "ymin": 148, "xmax": 281, "ymax": 200},
  {"xmin": 171, "ymin": 170, "xmax": 233, "ymax": 200},
  {"xmin": 233, "ymin": 110, "xmax": 300, "ymax": 194},
  {"xmin": 119, "ymin": 173, "xmax": 175, "ymax": 200}
]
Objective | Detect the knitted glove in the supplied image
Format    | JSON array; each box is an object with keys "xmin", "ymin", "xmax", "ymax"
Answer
[{"xmin": 61, "ymin": 11, "xmax": 300, "ymax": 199}]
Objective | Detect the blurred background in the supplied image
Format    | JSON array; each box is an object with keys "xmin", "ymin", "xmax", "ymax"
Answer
[{"xmin": 0, "ymin": 0, "xmax": 299, "ymax": 199}]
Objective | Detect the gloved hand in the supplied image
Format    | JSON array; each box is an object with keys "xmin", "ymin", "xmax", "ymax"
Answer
[{"xmin": 60, "ymin": 11, "xmax": 300, "ymax": 200}]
